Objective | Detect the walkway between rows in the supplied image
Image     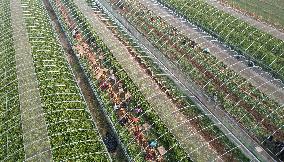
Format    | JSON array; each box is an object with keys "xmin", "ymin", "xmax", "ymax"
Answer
[
  {"xmin": 139, "ymin": 0, "xmax": 284, "ymax": 106},
  {"xmin": 74, "ymin": 0, "xmax": 222, "ymax": 161},
  {"xmin": 11, "ymin": 0, "xmax": 52, "ymax": 161},
  {"xmin": 206, "ymin": 0, "xmax": 284, "ymax": 41}
]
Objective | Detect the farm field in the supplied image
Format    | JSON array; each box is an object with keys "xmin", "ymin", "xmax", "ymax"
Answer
[
  {"xmin": 1, "ymin": 0, "xmax": 284, "ymax": 161},
  {"xmin": 1, "ymin": 0, "xmax": 110, "ymax": 161},
  {"xmin": 219, "ymin": 0, "xmax": 284, "ymax": 31},
  {"xmin": 105, "ymin": 0, "xmax": 284, "ymax": 161},
  {"xmin": 158, "ymin": 0, "xmax": 284, "ymax": 82}
]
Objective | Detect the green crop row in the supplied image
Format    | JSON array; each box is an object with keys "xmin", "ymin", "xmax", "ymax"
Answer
[
  {"xmin": 0, "ymin": 0, "xmax": 25, "ymax": 161},
  {"xmin": 20, "ymin": 0, "xmax": 110, "ymax": 161}
]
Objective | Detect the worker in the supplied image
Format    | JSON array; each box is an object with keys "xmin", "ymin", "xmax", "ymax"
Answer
[
  {"xmin": 149, "ymin": 140, "xmax": 157, "ymax": 148},
  {"xmin": 119, "ymin": 117, "xmax": 128, "ymax": 126},
  {"xmin": 133, "ymin": 125, "xmax": 141, "ymax": 138},
  {"xmin": 100, "ymin": 81, "xmax": 108, "ymax": 91},
  {"xmin": 118, "ymin": 108, "xmax": 126, "ymax": 117},
  {"xmin": 124, "ymin": 91, "xmax": 131, "ymax": 102},
  {"xmin": 113, "ymin": 103, "xmax": 119, "ymax": 111},
  {"xmin": 145, "ymin": 148, "xmax": 156, "ymax": 161},
  {"xmin": 131, "ymin": 117, "xmax": 139, "ymax": 123},
  {"xmin": 141, "ymin": 136, "xmax": 148, "ymax": 148},
  {"xmin": 72, "ymin": 28, "xmax": 78, "ymax": 38},
  {"xmin": 109, "ymin": 71, "xmax": 116, "ymax": 84},
  {"xmin": 120, "ymin": 101, "xmax": 128, "ymax": 110},
  {"xmin": 133, "ymin": 107, "xmax": 142, "ymax": 115},
  {"xmin": 118, "ymin": 87, "xmax": 124, "ymax": 95}
]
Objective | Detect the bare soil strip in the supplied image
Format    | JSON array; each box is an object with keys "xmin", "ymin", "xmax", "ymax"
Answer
[
  {"xmin": 10, "ymin": 0, "xmax": 52, "ymax": 161},
  {"xmin": 74, "ymin": 0, "xmax": 223, "ymax": 161}
]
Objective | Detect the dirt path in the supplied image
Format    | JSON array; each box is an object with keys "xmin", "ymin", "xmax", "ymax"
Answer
[
  {"xmin": 206, "ymin": 0, "xmax": 284, "ymax": 41},
  {"xmin": 74, "ymin": 0, "xmax": 224, "ymax": 161},
  {"xmin": 10, "ymin": 0, "xmax": 52, "ymax": 161},
  {"xmin": 138, "ymin": 0, "xmax": 284, "ymax": 106}
]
